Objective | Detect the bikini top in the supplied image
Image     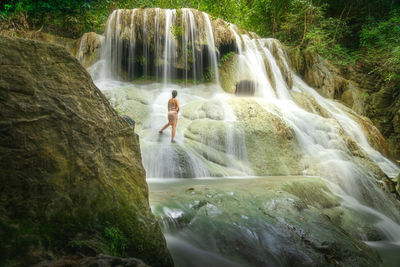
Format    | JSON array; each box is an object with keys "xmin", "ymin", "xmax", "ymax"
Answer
[{"xmin": 168, "ymin": 99, "xmax": 177, "ymax": 111}]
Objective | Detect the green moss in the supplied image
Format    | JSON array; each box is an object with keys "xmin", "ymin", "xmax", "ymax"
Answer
[
  {"xmin": 0, "ymin": 193, "xmax": 170, "ymax": 266},
  {"xmin": 103, "ymin": 225, "xmax": 128, "ymax": 256},
  {"xmin": 283, "ymin": 180, "xmax": 340, "ymax": 209}
]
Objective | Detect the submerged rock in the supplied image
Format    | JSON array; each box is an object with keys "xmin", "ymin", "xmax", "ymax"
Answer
[
  {"xmin": 102, "ymin": 82, "xmax": 394, "ymax": 185},
  {"xmin": 150, "ymin": 177, "xmax": 383, "ymax": 267},
  {"xmin": 0, "ymin": 36, "xmax": 173, "ymax": 266},
  {"xmin": 35, "ymin": 254, "xmax": 150, "ymax": 267}
]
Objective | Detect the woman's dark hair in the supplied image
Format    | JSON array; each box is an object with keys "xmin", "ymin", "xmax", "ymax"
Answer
[{"xmin": 172, "ymin": 90, "xmax": 178, "ymax": 98}]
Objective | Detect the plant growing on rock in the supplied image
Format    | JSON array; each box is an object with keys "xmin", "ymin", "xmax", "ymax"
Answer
[
  {"xmin": 218, "ymin": 51, "xmax": 235, "ymax": 67},
  {"xmin": 170, "ymin": 24, "xmax": 183, "ymax": 40}
]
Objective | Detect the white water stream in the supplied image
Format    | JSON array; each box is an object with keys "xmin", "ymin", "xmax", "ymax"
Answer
[{"xmin": 87, "ymin": 8, "xmax": 400, "ymax": 266}]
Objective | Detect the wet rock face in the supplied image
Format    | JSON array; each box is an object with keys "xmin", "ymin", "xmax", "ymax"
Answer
[
  {"xmin": 396, "ymin": 173, "xmax": 400, "ymax": 196},
  {"xmin": 289, "ymin": 50, "xmax": 365, "ymax": 115},
  {"xmin": 235, "ymin": 80, "xmax": 256, "ymax": 96},
  {"xmin": 0, "ymin": 36, "xmax": 173, "ymax": 267},
  {"xmin": 219, "ymin": 53, "xmax": 239, "ymax": 93},
  {"xmin": 361, "ymin": 84, "xmax": 400, "ymax": 160},
  {"xmin": 228, "ymin": 98, "xmax": 305, "ymax": 175},
  {"xmin": 77, "ymin": 32, "xmax": 102, "ymax": 68},
  {"xmin": 264, "ymin": 39, "xmax": 293, "ymax": 89},
  {"xmin": 103, "ymin": 83, "xmax": 391, "ymax": 180},
  {"xmin": 289, "ymin": 49, "xmax": 400, "ymax": 160}
]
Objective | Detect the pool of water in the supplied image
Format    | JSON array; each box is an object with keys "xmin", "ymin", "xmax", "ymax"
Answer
[{"xmin": 148, "ymin": 177, "xmax": 390, "ymax": 266}]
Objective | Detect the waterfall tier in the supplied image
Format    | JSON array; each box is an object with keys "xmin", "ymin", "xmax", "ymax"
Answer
[{"xmin": 90, "ymin": 8, "xmax": 237, "ymax": 83}]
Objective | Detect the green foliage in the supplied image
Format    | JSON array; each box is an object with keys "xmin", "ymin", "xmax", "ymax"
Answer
[
  {"xmin": 218, "ymin": 51, "xmax": 235, "ymax": 67},
  {"xmin": 243, "ymin": 0, "xmax": 354, "ymax": 65},
  {"xmin": 1, "ymin": 0, "xmax": 399, "ymax": 85},
  {"xmin": 115, "ymin": 107, "xmax": 123, "ymax": 115},
  {"xmin": 0, "ymin": 184, "xmax": 170, "ymax": 266},
  {"xmin": 2, "ymin": 3, "xmax": 13, "ymax": 16},
  {"xmin": 360, "ymin": 92, "xmax": 369, "ymax": 100},
  {"xmin": 360, "ymin": 12, "xmax": 400, "ymax": 49},
  {"xmin": 103, "ymin": 225, "xmax": 128, "ymax": 256},
  {"xmin": 203, "ymin": 66, "xmax": 215, "ymax": 82},
  {"xmin": 359, "ymin": 11, "xmax": 400, "ymax": 85},
  {"xmin": 1, "ymin": 0, "xmax": 114, "ymax": 37},
  {"xmin": 170, "ymin": 24, "xmax": 183, "ymax": 40}
]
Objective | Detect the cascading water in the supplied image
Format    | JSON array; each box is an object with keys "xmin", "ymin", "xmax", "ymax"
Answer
[
  {"xmin": 91, "ymin": 8, "xmax": 221, "ymax": 84},
  {"xmin": 162, "ymin": 9, "xmax": 176, "ymax": 84},
  {"xmin": 181, "ymin": 8, "xmax": 198, "ymax": 81},
  {"xmin": 87, "ymin": 8, "xmax": 400, "ymax": 266},
  {"xmin": 202, "ymin": 12, "xmax": 220, "ymax": 85}
]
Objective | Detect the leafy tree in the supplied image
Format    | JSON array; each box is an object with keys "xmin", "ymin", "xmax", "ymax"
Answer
[
  {"xmin": 359, "ymin": 11, "xmax": 400, "ymax": 85},
  {"xmin": 0, "ymin": 0, "xmax": 399, "ymax": 69}
]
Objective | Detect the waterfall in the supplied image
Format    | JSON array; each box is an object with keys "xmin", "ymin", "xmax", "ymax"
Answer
[
  {"xmin": 89, "ymin": 7, "xmax": 399, "ymax": 189},
  {"xmin": 88, "ymin": 8, "xmax": 400, "ymax": 264},
  {"xmin": 91, "ymin": 8, "xmax": 224, "ymax": 85},
  {"xmin": 142, "ymin": 9, "xmax": 149, "ymax": 77},
  {"xmin": 128, "ymin": 9, "xmax": 136, "ymax": 78},
  {"xmin": 202, "ymin": 12, "xmax": 220, "ymax": 85},
  {"xmin": 236, "ymin": 34, "xmax": 277, "ymax": 98},
  {"xmin": 162, "ymin": 10, "xmax": 174, "ymax": 85},
  {"xmin": 154, "ymin": 8, "xmax": 161, "ymax": 80},
  {"xmin": 182, "ymin": 8, "xmax": 199, "ymax": 81}
]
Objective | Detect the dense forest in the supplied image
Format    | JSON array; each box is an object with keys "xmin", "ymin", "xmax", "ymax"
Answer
[
  {"xmin": 1, "ymin": 0, "xmax": 399, "ymax": 88},
  {"xmin": 0, "ymin": 0, "xmax": 398, "ymax": 106}
]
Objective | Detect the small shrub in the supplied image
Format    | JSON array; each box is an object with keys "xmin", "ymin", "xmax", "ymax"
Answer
[{"xmin": 103, "ymin": 225, "xmax": 128, "ymax": 256}]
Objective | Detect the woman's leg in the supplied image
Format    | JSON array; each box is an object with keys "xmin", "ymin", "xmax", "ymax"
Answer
[
  {"xmin": 159, "ymin": 122, "xmax": 170, "ymax": 133},
  {"xmin": 171, "ymin": 119, "xmax": 177, "ymax": 142}
]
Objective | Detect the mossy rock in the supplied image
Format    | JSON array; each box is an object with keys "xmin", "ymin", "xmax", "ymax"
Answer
[{"xmin": 0, "ymin": 36, "xmax": 173, "ymax": 267}]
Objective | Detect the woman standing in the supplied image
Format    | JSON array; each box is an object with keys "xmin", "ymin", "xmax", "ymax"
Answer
[{"xmin": 159, "ymin": 90, "xmax": 180, "ymax": 143}]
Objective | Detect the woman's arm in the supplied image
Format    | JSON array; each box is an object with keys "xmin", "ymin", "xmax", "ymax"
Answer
[{"xmin": 176, "ymin": 99, "xmax": 180, "ymax": 113}]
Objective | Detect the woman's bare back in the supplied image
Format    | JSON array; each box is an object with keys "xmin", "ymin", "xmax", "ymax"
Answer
[{"xmin": 168, "ymin": 98, "xmax": 178, "ymax": 111}]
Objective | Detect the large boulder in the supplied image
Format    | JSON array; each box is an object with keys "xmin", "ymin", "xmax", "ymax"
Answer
[
  {"xmin": 0, "ymin": 30, "xmax": 79, "ymax": 56},
  {"xmin": 0, "ymin": 36, "xmax": 173, "ymax": 266},
  {"xmin": 1, "ymin": 30, "xmax": 102, "ymax": 69},
  {"xmin": 77, "ymin": 32, "xmax": 103, "ymax": 68}
]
